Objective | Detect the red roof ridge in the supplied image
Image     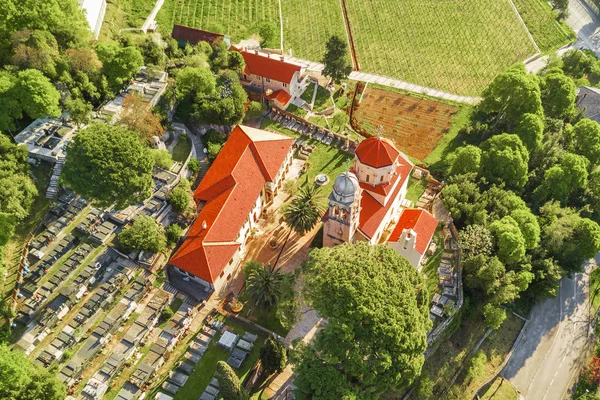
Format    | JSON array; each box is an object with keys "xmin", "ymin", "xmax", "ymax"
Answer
[
  {"xmin": 241, "ymin": 50, "xmax": 303, "ymax": 84},
  {"xmin": 355, "ymin": 136, "xmax": 400, "ymax": 168},
  {"xmin": 388, "ymin": 209, "xmax": 437, "ymax": 254}
]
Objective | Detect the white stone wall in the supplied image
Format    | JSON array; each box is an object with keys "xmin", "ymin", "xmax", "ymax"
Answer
[
  {"xmin": 213, "ymin": 246, "xmax": 244, "ymax": 294},
  {"xmin": 387, "ymin": 230, "xmax": 425, "ymax": 268}
]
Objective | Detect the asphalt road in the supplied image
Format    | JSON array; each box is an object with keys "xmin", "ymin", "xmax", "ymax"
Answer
[
  {"xmin": 567, "ymin": 0, "xmax": 600, "ymax": 57},
  {"xmin": 502, "ymin": 255, "xmax": 598, "ymax": 399}
]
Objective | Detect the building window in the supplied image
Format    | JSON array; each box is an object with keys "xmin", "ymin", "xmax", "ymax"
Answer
[
  {"xmin": 380, "ymin": 175, "xmax": 384, "ymax": 182},
  {"xmin": 266, "ymin": 78, "xmax": 271, "ymax": 83},
  {"xmin": 366, "ymin": 175, "xmax": 370, "ymax": 183},
  {"xmin": 229, "ymin": 258, "xmax": 234, "ymax": 265},
  {"xmin": 220, "ymin": 271, "xmax": 225, "ymax": 278},
  {"xmin": 243, "ymin": 74, "xmax": 247, "ymax": 80},
  {"xmin": 283, "ymin": 82, "xmax": 287, "ymax": 87},
  {"xmin": 227, "ymin": 274, "xmax": 232, "ymax": 281}
]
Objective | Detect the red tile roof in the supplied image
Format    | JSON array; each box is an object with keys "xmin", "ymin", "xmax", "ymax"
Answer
[
  {"xmin": 241, "ymin": 50, "xmax": 303, "ymax": 84},
  {"xmin": 169, "ymin": 126, "xmax": 293, "ymax": 282},
  {"xmin": 355, "ymin": 137, "xmax": 400, "ymax": 168},
  {"xmin": 266, "ymin": 89, "xmax": 292, "ymax": 106},
  {"xmin": 171, "ymin": 24, "xmax": 224, "ymax": 45},
  {"xmin": 357, "ymin": 156, "xmax": 413, "ymax": 240},
  {"xmin": 389, "ymin": 209, "xmax": 438, "ymax": 255}
]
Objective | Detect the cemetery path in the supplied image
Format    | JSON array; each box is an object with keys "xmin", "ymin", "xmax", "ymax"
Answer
[{"xmin": 502, "ymin": 255, "xmax": 598, "ymax": 400}]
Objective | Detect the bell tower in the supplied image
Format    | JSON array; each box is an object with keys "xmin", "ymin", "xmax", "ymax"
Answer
[{"xmin": 323, "ymin": 172, "xmax": 361, "ymax": 247}]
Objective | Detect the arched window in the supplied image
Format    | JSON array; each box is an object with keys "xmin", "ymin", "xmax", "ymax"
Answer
[
  {"xmin": 340, "ymin": 209, "xmax": 348, "ymax": 221},
  {"xmin": 333, "ymin": 206, "xmax": 339, "ymax": 217}
]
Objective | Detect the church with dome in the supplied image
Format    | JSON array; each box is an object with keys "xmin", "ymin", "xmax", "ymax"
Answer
[{"xmin": 323, "ymin": 137, "xmax": 438, "ymax": 268}]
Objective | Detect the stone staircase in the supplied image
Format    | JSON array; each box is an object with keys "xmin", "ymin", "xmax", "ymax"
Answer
[{"xmin": 45, "ymin": 156, "xmax": 65, "ymax": 198}]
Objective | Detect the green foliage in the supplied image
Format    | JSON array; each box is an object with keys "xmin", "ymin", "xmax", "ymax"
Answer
[
  {"xmin": 514, "ymin": 113, "xmax": 543, "ymax": 151},
  {"xmin": 139, "ymin": 36, "xmax": 166, "ymax": 67},
  {"xmin": 210, "ymin": 39, "xmax": 229, "ymax": 71},
  {"xmin": 283, "ymin": 185, "xmax": 326, "ymax": 235},
  {"xmin": 447, "ymin": 145, "xmax": 481, "ymax": 176},
  {"xmin": 215, "ymin": 361, "xmax": 249, "ymax": 400},
  {"xmin": 167, "ymin": 186, "xmax": 191, "ymax": 213},
  {"xmin": 118, "ymin": 216, "xmax": 166, "ymax": 253},
  {"xmin": 483, "ymin": 304, "xmax": 507, "ymax": 329},
  {"xmin": 160, "ymin": 306, "xmax": 174, "ymax": 322},
  {"xmin": 96, "ymin": 44, "xmax": 144, "ymax": 91},
  {"xmin": 10, "ymin": 29, "xmax": 60, "ymax": 78},
  {"xmin": 259, "ymin": 21, "xmax": 279, "ymax": 48},
  {"xmin": 459, "ymin": 224, "xmax": 493, "ymax": 260},
  {"xmin": 282, "ymin": 180, "xmax": 299, "ymax": 198},
  {"xmin": 322, "ymin": 35, "xmax": 352, "ymax": 84},
  {"xmin": 64, "ymin": 95, "xmax": 92, "ymax": 126},
  {"xmin": 511, "ymin": 208, "xmax": 540, "ymax": 249},
  {"xmin": 16, "ymin": 69, "xmax": 61, "ymax": 118},
  {"xmin": 489, "ymin": 216, "xmax": 526, "ymax": 265},
  {"xmin": 187, "ymin": 158, "xmax": 201, "ymax": 173},
  {"xmin": 415, "ymin": 372, "xmax": 434, "ymax": 400},
  {"xmin": 0, "ymin": 213, "xmax": 16, "ymax": 246},
  {"xmin": 62, "ymin": 123, "xmax": 154, "ymax": 209},
  {"xmin": 0, "ymin": 135, "xmax": 37, "ymax": 220},
  {"xmin": 466, "ymin": 351, "xmax": 488, "ymax": 382},
  {"xmin": 260, "ymin": 338, "xmax": 287, "ymax": 375},
  {"xmin": 463, "ymin": 255, "xmax": 521, "ymax": 305},
  {"xmin": 227, "ymin": 51, "xmax": 245, "ymax": 73},
  {"xmin": 572, "ymin": 119, "xmax": 600, "ymax": 167},
  {"xmin": 535, "ymin": 152, "xmax": 589, "ymax": 205},
  {"xmin": 175, "ymin": 66, "xmax": 216, "ymax": 101},
  {"xmin": 295, "ymin": 243, "xmax": 431, "ymax": 397},
  {"xmin": 246, "ymin": 101, "xmax": 266, "ymax": 119},
  {"xmin": 151, "ymin": 149, "xmax": 173, "ymax": 169},
  {"xmin": 0, "ymin": 344, "xmax": 66, "ymax": 399},
  {"xmin": 540, "ymin": 71, "xmax": 576, "ymax": 120},
  {"xmin": 561, "ymin": 49, "xmax": 594, "ymax": 79},
  {"xmin": 243, "ymin": 261, "xmax": 285, "ymax": 309},
  {"xmin": 166, "ymin": 223, "xmax": 183, "ymax": 244},
  {"xmin": 480, "ymin": 64, "xmax": 543, "ymax": 124},
  {"xmin": 202, "ymin": 129, "xmax": 226, "ymax": 161},
  {"xmin": 480, "ymin": 133, "xmax": 529, "ymax": 192}
]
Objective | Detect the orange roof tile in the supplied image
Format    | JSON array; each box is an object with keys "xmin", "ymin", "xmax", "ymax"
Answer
[
  {"xmin": 266, "ymin": 90, "xmax": 292, "ymax": 106},
  {"xmin": 169, "ymin": 126, "xmax": 293, "ymax": 282},
  {"xmin": 241, "ymin": 50, "xmax": 302, "ymax": 84},
  {"xmin": 389, "ymin": 209, "xmax": 438, "ymax": 255},
  {"xmin": 355, "ymin": 137, "xmax": 400, "ymax": 168}
]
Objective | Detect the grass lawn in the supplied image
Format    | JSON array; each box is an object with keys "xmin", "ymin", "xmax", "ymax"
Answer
[
  {"xmin": 423, "ymin": 105, "xmax": 474, "ymax": 170},
  {"xmin": 157, "ymin": 316, "xmax": 266, "ymax": 400},
  {"xmin": 287, "ymin": 104, "xmax": 308, "ymax": 118},
  {"xmin": 260, "ymin": 118, "xmax": 353, "ymax": 206},
  {"xmin": 301, "ymin": 83, "xmax": 334, "ymax": 112},
  {"xmin": 168, "ymin": 0, "xmax": 280, "ymax": 43},
  {"xmin": 421, "ymin": 229, "xmax": 445, "ymax": 304},
  {"xmin": 479, "ymin": 377, "xmax": 518, "ymax": 400},
  {"xmin": 172, "ymin": 135, "xmax": 192, "ymax": 162},
  {"xmin": 345, "ymin": 0, "xmax": 536, "ymax": 96},
  {"xmin": 405, "ymin": 178, "xmax": 428, "ymax": 204},
  {"xmin": 238, "ymin": 292, "xmax": 289, "ymax": 337},
  {"xmin": 281, "ymin": 0, "xmax": 346, "ymax": 60},
  {"xmin": 99, "ymin": 0, "xmax": 157, "ymax": 42},
  {"xmin": 512, "ymin": 0, "xmax": 574, "ymax": 53}
]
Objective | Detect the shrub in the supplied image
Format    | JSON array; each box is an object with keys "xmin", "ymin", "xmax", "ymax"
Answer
[
  {"xmin": 187, "ymin": 158, "xmax": 201, "ymax": 173},
  {"xmin": 246, "ymin": 101, "xmax": 266, "ymax": 119},
  {"xmin": 167, "ymin": 186, "xmax": 191, "ymax": 212},
  {"xmin": 215, "ymin": 361, "xmax": 248, "ymax": 400},
  {"xmin": 466, "ymin": 351, "xmax": 487, "ymax": 383},
  {"xmin": 260, "ymin": 338, "xmax": 287, "ymax": 375},
  {"xmin": 166, "ymin": 224, "xmax": 183, "ymax": 244},
  {"xmin": 119, "ymin": 216, "xmax": 166, "ymax": 253}
]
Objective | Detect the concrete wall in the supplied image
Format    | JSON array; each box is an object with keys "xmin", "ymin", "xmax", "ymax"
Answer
[{"xmin": 387, "ymin": 230, "xmax": 424, "ymax": 268}]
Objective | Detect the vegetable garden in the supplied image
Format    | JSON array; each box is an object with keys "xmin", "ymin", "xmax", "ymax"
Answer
[{"xmin": 344, "ymin": 0, "xmax": 536, "ymax": 96}]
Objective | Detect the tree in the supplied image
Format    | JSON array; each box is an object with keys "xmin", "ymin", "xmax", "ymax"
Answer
[
  {"xmin": 489, "ymin": 216, "xmax": 526, "ymax": 265},
  {"xmin": 447, "ymin": 145, "xmax": 482, "ymax": 176},
  {"xmin": 550, "ymin": 0, "xmax": 569, "ymax": 20},
  {"xmin": 0, "ymin": 213, "xmax": 16, "ymax": 246},
  {"xmin": 175, "ymin": 67, "xmax": 216, "ymax": 101},
  {"xmin": 322, "ymin": 35, "xmax": 352, "ymax": 84},
  {"xmin": 258, "ymin": 22, "xmax": 278, "ymax": 48},
  {"xmin": 167, "ymin": 185, "xmax": 191, "ymax": 213},
  {"xmin": 260, "ymin": 338, "xmax": 287, "ymax": 375},
  {"xmin": 118, "ymin": 216, "xmax": 166, "ymax": 253},
  {"xmin": 243, "ymin": 261, "xmax": 285, "ymax": 308},
  {"xmin": 187, "ymin": 158, "xmax": 201, "ymax": 173},
  {"xmin": 541, "ymin": 71, "xmax": 576, "ymax": 120},
  {"xmin": 535, "ymin": 152, "xmax": 589, "ymax": 205},
  {"xmin": 514, "ymin": 113, "xmax": 543, "ymax": 152},
  {"xmin": 119, "ymin": 93, "xmax": 166, "ymax": 143},
  {"xmin": 562, "ymin": 49, "xmax": 594, "ymax": 79},
  {"xmin": 96, "ymin": 44, "xmax": 144, "ymax": 90},
  {"xmin": 459, "ymin": 224, "xmax": 493, "ymax": 260},
  {"xmin": 441, "ymin": 174, "xmax": 485, "ymax": 227},
  {"xmin": 511, "ymin": 208, "xmax": 540, "ymax": 250},
  {"xmin": 16, "ymin": 69, "xmax": 61, "ymax": 119},
  {"xmin": 62, "ymin": 123, "xmax": 154, "ymax": 209},
  {"xmin": 283, "ymin": 185, "xmax": 326, "ymax": 235},
  {"xmin": 463, "ymin": 255, "xmax": 521, "ymax": 305},
  {"xmin": 139, "ymin": 36, "xmax": 166, "ymax": 67},
  {"xmin": 0, "ymin": 135, "xmax": 37, "ymax": 220},
  {"xmin": 483, "ymin": 304, "xmax": 507, "ymax": 329},
  {"xmin": 466, "ymin": 351, "xmax": 488, "ymax": 382},
  {"xmin": 166, "ymin": 223, "xmax": 183, "ymax": 245},
  {"xmin": 194, "ymin": 71, "xmax": 247, "ymax": 125},
  {"xmin": 415, "ymin": 372, "xmax": 434, "ymax": 400},
  {"xmin": 479, "ymin": 64, "xmax": 543, "ymax": 124},
  {"xmin": 246, "ymin": 101, "xmax": 266, "ymax": 119},
  {"xmin": 64, "ymin": 95, "xmax": 92, "ymax": 126},
  {"xmin": 295, "ymin": 243, "xmax": 431, "ymax": 396},
  {"xmin": 480, "ymin": 133, "xmax": 529, "ymax": 192},
  {"xmin": 210, "ymin": 39, "xmax": 229, "ymax": 71},
  {"xmin": 572, "ymin": 118, "xmax": 600, "ymax": 166},
  {"xmin": 227, "ymin": 51, "xmax": 245, "ymax": 73},
  {"xmin": 151, "ymin": 149, "xmax": 173, "ymax": 169},
  {"xmin": 215, "ymin": 361, "xmax": 249, "ymax": 400},
  {"xmin": 0, "ymin": 344, "xmax": 65, "ymax": 400},
  {"xmin": 10, "ymin": 29, "xmax": 60, "ymax": 78}
]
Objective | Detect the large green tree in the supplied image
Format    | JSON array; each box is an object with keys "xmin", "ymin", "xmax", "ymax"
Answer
[
  {"xmin": 514, "ymin": 113, "xmax": 544, "ymax": 152},
  {"xmin": 96, "ymin": 44, "xmax": 144, "ymax": 91},
  {"xmin": 293, "ymin": 243, "xmax": 431, "ymax": 397},
  {"xmin": 0, "ymin": 345, "xmax": 65, "ymax": 400},
  {"xmin": 572, "ymin": 118, "xmax": 600, "ymax": 166},
  {"xmin": 260, "ymin": 338, "xmax": 287, "ymax": 375},
  {"xmin": 118, "ymin": 216, "xmax": 166, "ymax": 253},
  {"xmin": 447, "ymin": 145, "xmax": 481, "ymax": 176},
  {"xmin": 540, "ymin": 70, "xmax": 576, "ymax": 120},
  {"xmin": 480, "ymin": 133, "xmax": 529, "ymax": 192},
  {"xmin": 322, "ymin": 35, "xmax": 353, "ymax": 84},
  {"xmin": 0, "ymin": 135, "xmax": 37, "ymax": 220},
  {"xmin": 215, "ymin": 361, "xmax": 249, "ymax": 400},
  {"xmin": 62, "ymin": 123, "xmax": 154, "ymax": 209},
  {"xmin": 489, "ymin": 216, "xmax": 526, "ymax": 265},
  {"xmin": 534, "ymin": 152, "xmax": 589, "ymax": 205},
  {"xmin": 243, "ymin": 261, "xmax": 285, "ymax": 309}
]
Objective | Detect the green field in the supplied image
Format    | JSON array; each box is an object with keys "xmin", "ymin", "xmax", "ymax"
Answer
[
  {"xmin": 169, "ymin": 0, "xmax": 280, "ymax": 43},
  {"xmin": 512, "ymin": 0, "xmax": 574, "ymax": 52},
  {"xmin": 345, "ymin": 0, "xmax": 536, "ymax": 96}
]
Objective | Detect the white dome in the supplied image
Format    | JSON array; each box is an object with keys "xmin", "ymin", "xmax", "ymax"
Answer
[{"xmin": 331, "ymin": 172, "xmax": 359, "ymax": 204}]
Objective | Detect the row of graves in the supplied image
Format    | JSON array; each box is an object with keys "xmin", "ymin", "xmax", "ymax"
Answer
[
  {"xmin": 58, "ymin": 266, "xmax": 149, "ymax": 392},
  {"xmin": 109, "ymin": 299, "xmax": 197, "ymax": 400},
  {"xmin": 80, "ymin": 290, "xmax": 171, "ymax": 400},
  {"xmin": 430, "ymin": 242, "xmax": 460, "ymax": 320}
]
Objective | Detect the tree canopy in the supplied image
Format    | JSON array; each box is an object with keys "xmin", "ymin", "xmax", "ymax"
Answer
[
  {"xmin": 540, "ymin": 71, "xmax": 576, "ymax": 120},
  {"xmin": 322, "ymin": 35, "xmax": 353, "ymax": 84},
  {"xmin": 62, "ymin": 123, "xmax": 154, "ymax": 209},
  {"xmin": 215, "ymin": 361, "xmax": 248, "ymax": 400},
  {"xmin": 260, "ymin": 338, "xmax": 287, "ymax": 375},
  {"xmin": 572, "ymin": 118, "xmax": 600, "ymax": 167},
  {"xmin": 480, "ymin": 134, "xmax": 529, "ymax": 192},
  {"xmin": 96, "ymin": 44, "xmax": 144, "ymax": 91},
  {"xmin": 293, "ymin": 243, "xmax": 431, "ymax": 398},
  {"xmin": 118, "ymin": 216, "xmax": 166, "ymax": 253},
  {"xmin": 0, "ymin": 135, "xmax": 37, "ymax": 220}
]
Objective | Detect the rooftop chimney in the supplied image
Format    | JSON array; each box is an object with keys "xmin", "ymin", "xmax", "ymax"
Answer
[
  {"xmin": 254, "ymin": 49, "xmax": 259, "ymax": 55},
  {"xmin": 267, "ymin": 53, "xmax": 270, "ymax": 58},
  {"xmin": 280, "ymin": 56, "xmax": 285, "ymax": 62},
  {"xmin": 202, "ymin": 220, "xmax": 207, "ymax": 230}
]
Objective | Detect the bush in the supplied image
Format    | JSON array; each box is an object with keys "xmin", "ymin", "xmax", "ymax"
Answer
[
  {"xmin": 160, "ymin": 306, "xmax": 174, "ymax": 322},
  {"xmin": 152, "ymin": 149, "xmax": 173, "ymax": 169},
  {"xmin": 483, "ymin": 303, "xmax": 506, "ymax": 329},
  {"xmin": 118, "ymin": 216, "xmax": 166, "ymax": 253},
  {"xmin": 187, "ymin": 158, "xmax": 201, "ymax": 173},
  {"xmin": 246, "ymin": 101, "xmax": 266, "ymax": 119},
  {"xmin": 466, "ymin": 351, "xmax": 487, "ymax": 383},
  {"xmin": 260, "ymin": 338, "xmax": 287, "ymax": 375},
  {"xmin": 167, "ymin": 186, "xmax": 191, "ymax": 212},
  {"xmin": 216, "ymin": 361, "xmax": 249, "ymax": 400},
  {"xmin": 166, "ymin": 224, "xmax": 183, "ymax": 244},
  {"xmin": 202, "ymin": 130, "xmax": 227, "ymax": 162}
]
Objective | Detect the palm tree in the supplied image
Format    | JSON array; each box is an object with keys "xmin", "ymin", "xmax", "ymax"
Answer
[
  {"xmin": 283, "ymin": 184, "xmax": 326, "ymax": 235},
  {"xmin": 244, "ymin": 261, "xmax": 285, "ymax": 308}
]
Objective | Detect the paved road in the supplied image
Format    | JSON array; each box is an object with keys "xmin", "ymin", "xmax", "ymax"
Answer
[
  {"xmin": 502, "ymin": 255, "xmax": 598, "ymax": 399},
  {"xmin": 567, "ymin": 0, "xmax": 600, "ymax": 57}
]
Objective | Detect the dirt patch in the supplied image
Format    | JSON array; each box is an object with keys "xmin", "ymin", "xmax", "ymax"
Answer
[{"xmin": 353, "ymin": 88, "xmax": 458, "ymax": 160}]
